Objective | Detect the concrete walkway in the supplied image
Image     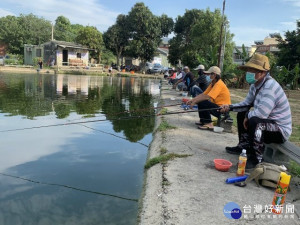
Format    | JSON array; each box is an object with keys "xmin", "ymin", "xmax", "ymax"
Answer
[{"xmin": 139, "ymin": 81, "xmax": 300, "ymax": 225}]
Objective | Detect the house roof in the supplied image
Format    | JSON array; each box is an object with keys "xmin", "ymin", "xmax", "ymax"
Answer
[
  {"xmin": 157, "ymin": 47, "xmax": 169, "ymax": 55},
  {"xmin": 44, "ymin": 40, "xmax": 89, "ymax": 50}
]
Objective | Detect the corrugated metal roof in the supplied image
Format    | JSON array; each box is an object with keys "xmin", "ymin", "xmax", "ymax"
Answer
[{"xmin": 43, "ymin": 41, "xmax": 89, "ymax": 50}]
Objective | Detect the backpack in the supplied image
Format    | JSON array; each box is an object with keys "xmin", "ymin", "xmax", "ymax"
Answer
[{"xmin": 245, "ymin": 162, "xmax": 288, "ymax": 188}]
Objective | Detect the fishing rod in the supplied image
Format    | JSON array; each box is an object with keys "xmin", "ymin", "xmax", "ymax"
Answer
[
  {"xmin": 0, "ymin": 172, "xmax": 138, "ymax": 202},
  {"xmin": 0, "ymin": 106, "xmax": 222, "ymax": 133},
  {"xmin": 0, "ymin": 103, "xmax": 247, "ymax": 133},
  {"xmin": 61, "ymin": 102, "xmax": 182, "ymax": 124}
]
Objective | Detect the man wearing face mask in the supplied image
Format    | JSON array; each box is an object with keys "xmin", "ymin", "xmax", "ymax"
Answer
[
  {"xmin": 220, "ymin": 53, "xmax": 292, "ymax": 169},
  {"xmin": 187, "ymin": 66, "xmax": 231, "ymax": 129},
  {"xmin": 189, "ymin": 64, "xmax": 210, "ymax": 97}
]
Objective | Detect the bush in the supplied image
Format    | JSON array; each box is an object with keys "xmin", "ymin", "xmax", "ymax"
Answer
[{"xmin": 5, "ymin": 54, "xmax": 23, "ymax": 65}]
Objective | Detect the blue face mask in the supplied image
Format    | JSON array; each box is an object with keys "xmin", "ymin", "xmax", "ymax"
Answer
[
  {"xmin": 206, "ymin": 75, "xmax": 212, "ymax": 83},
  {"xmin": 246, "ymin": 72, "xmax": 257, "ymax": 84}
]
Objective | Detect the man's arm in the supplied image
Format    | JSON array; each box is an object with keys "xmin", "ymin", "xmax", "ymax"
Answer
[
  {"xmin": 187, "ymin": 93, "xmax": 210, "ymax": 107},
  {"xmin": 173, "ymin": 78, "xmax": 183, "ymax": 87}
]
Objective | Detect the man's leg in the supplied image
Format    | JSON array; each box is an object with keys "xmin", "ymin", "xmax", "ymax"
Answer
[
  {"xmin": 191, "ymin": 85, "xmax": 203, "ymax": 97},
  {"xmin": 226, "ymin": 111, "xmax": 249, "ymax": 154},
  {"xmin": 197, "ymin": 100, "xmax": 220, "ymax": 125},
  {"xmin": 247, "ymin": 116, "xmax": 284, "ymax": 164}
]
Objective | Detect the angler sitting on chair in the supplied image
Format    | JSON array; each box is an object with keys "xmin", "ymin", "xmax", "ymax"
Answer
[
  {"xmin": 220, "ymin": 54, "xmax": 292, "ymax": 169},
  {"xmin": 187, "ymin": 66, "xmax": 231, "ymax": 130}
]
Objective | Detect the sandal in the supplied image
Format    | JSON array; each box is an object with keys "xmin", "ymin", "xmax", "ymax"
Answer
[
  {"xmin": 198, "ymin": 125, "xmax": 214, "ymax": 131},
  {"xmin": 195, "ymin": 122, "xmax": 204, "ymax": 126}
]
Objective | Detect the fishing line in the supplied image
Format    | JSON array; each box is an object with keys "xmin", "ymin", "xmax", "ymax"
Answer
[
  {"xmin": 77, "ymin": 124, "xmax": 149, "ymax": 148},
  {"xmin": 0, "ymin": 172, "xmax": 138, "ymax": 202}
]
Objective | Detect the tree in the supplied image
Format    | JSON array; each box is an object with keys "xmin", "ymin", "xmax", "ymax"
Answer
[
  {"xmin": 70, "ymin": 24, "xmax": 85, "ymax": 42},
  {"xmin": 126, "ymin": 2, "xmax": 173, "ymax": 65},
  {"xmin": 54, "ymin": 16, "xmax": 72, "ymax": 41},
  {"xmin": 159, "ymin": 14, "xmax": 174, "ymax": 37},
  {"xmin": 168, "ymin": 8, "xmax": 234, "ymax": 70},
  {"xmin": 0, "ymin": 15, "xmax": 23, "ymax": 54},
  {"xmin": 276, "ymin": 20, "xmax": 300, "ymax": 70},
  {"xmin": 0, "ymin": 14, "xmax": 52, "ymax": 54},
  {"xmin": 101, "ymin": 48, "xmax": 116, "ymax": 66},
  {"xmin": 103, "ymin": 14, "xmax": 130, "ymax": 66},
  {"xmin": 75, "ymin": 26, "xmax": 103, "ymax": 62}
]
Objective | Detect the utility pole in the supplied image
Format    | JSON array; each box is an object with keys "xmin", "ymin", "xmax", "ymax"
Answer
[
  {"xmin": 217, "ymin": 0, "xmax": 226, "ymax": 69},
  {"xmin": 219, "ymin": 20, "xmax": 229, "ymax": 72},
  {"xmin": 51, "ymin": 23, "xmax": 54, "ymax": 41}
]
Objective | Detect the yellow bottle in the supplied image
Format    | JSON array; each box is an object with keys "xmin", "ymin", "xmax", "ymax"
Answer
[
  {"xmin": 272, "ymin": 172, "xmax": 291, "ymax": 214},
  {"xmin": 237, "ymin": 149, "xmax": 247, "ymax": 176}
]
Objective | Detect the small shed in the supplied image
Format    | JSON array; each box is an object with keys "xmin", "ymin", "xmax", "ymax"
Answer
[
  {"xmin": 43, "ymin": 41, "xmax": 89, "ymax": 67},
  {"xmin": 24, "ymin": 44, "xmax": 44, "ymax": 65}
]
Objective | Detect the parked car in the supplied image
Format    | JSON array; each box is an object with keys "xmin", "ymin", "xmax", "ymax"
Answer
[
  {"xmin": 0, "ymin": 56, "xmax": 4, "ymax": 66},
  {"xmin": 162, "ymin": 67, "xmax": 172, "ymax": 74},
  {"xmin": 145, "ymin": 62, "xmax": 153, "ymax": 74},
  {"xmin": 150, "ymin": 64, "xmax": 163, "ymax": 74}
]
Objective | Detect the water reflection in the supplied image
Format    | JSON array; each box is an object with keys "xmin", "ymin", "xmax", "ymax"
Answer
[{"xmin": 0, "ymin": 74, "xmax": 160, "ymax": 225}]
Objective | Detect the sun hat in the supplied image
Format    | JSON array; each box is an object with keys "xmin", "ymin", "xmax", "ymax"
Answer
[
  {"xmin": 239, "ymin": 53, "xmax": 270, "ymax": 71},
  {"xmin": 204, "ymin": 66, "xmax": 221, "ymax": 75},
  {"xmin": 194, "ymin": 64, "xmax": 205, "ymax": 70}
]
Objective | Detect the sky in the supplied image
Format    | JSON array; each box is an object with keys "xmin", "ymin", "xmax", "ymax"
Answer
[{"xmin": 0, "ymin": 0, "xmax": 299, "ymax": 46}]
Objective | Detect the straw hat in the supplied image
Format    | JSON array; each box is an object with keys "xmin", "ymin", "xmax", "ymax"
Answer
[
  {"xmin": 239, "ymin": 53, "xmax": 270, "ymax": 71},
  {"xmin": 204, "ymin": 66, "xmax": 221, "ymax": 75}
]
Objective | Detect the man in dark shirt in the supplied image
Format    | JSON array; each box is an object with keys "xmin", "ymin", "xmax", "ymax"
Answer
[
  {"xmin": 182, "ymin": 66, "xmax": 194, "ymax": 91},
  {"xmin": 189, "ymin": 64, "xmax": 209, "ymax": 97}
]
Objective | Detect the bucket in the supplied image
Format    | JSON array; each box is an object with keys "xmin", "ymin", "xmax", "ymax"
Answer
[
  {"xmin": 122, "ymin": 69, "xmax": 125, "ymax": 72},
  {"xmin": 130, "ymin": 71, "xmax": 135, "ymax": 74}
]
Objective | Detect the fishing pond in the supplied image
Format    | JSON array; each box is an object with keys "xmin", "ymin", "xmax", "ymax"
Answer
[{"xmin": 0, "ymin": 73, "xmax": 160, "ymax": 225}]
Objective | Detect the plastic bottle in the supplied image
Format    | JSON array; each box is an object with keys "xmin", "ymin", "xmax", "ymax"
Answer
[
  {"xmin": 272, "ymin": 172, "xmax": 291, "ymax": 214},
  {"xmin": 237, "ymin": 149, "xmax": 247, "ymax": 176}
]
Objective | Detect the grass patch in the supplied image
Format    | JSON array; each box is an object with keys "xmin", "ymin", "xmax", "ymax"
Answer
[
  {"xmin": 160, "ymin": 108, "xmax": 168, "ymax": 115},
  {"xmin": 289, "ymin": 161, "xmax": 300, "ymax": 177},
  {"xmin": 157, "ymin": 120, "xmax": 176, "ymax": 132},
  {"xmin": 160, "ymin": 147, "xmax": 167, "ymax": 154},
  {"xmin": 144, "ymin": 153, "xmax": 191, "ymax": 169},
  {"xmin": 289, "ymin": 126, "xmax": 300, "ymax": 146},
  {"xmin": 229, "ymin": 112, "xmax": 237, "ymax": 128},
  {"xmin": 82, "ymin": 114, "xmax": 95, "ymax": 118}
]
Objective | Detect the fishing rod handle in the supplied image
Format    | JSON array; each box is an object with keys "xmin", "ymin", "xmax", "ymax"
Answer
[{"xmin": 229, "ymin": 105, "xmax": 251, "ymax": 111}]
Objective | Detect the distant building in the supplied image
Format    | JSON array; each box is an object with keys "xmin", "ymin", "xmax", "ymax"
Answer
[
  {"xmin": 159, "ymin": 38, "xmax": 170, "ymax": 49},
  {"xmin": 156, "ymin": 47, "xmax": 170, "ymax": 67},
  {"xmin": 233, "ymin": 46, "xmax": 255, "ymax": 65},
  {"xmin": 233, "ymin": 34, "xmax": 280, "ymax": 65},
  {"xmin": 252, "ymin": 34, "xmax": 280, "ymax": 55},
  {"xmin": 43, "ymin": 41, "xmax": 89, "ymax": 67},
  {"xmin": 24, "ymin": 41, "xmax": 89, "ymax": 67},
  {"xmin": 123, "ymin": 46, "xmax": 171, "ymax": 68},
  {"xmin": 24, "ymin": 44, "xmax": 44, "ymax": 65}
]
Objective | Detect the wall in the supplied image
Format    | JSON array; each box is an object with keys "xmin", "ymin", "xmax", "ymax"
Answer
[
  {"xmin": 24, "ymin": 44, "xmax": 44, "ymax": 65},
  {"xmin": 56, "ymin": 47, "xmax": 89, "ymax": 66}
]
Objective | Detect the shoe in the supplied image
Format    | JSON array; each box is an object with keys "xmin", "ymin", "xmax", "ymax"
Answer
[
  {"xmin": 245, "ymin": 156, "xmax": 259, "ymax": 171},
  {"xmin": 225, "ymin": 146, "xmax": 243, "ymax": 155}
]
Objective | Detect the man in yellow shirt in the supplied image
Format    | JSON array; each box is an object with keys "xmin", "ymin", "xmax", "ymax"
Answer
[{"xmin": 187, "ymin": 66, "xmax": 231, "ymax": 130}]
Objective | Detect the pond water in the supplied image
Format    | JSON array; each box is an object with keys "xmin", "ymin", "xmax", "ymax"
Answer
[{"xmin": 0, "ymin": 73, "xmax": 160, "ymax": 225}]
